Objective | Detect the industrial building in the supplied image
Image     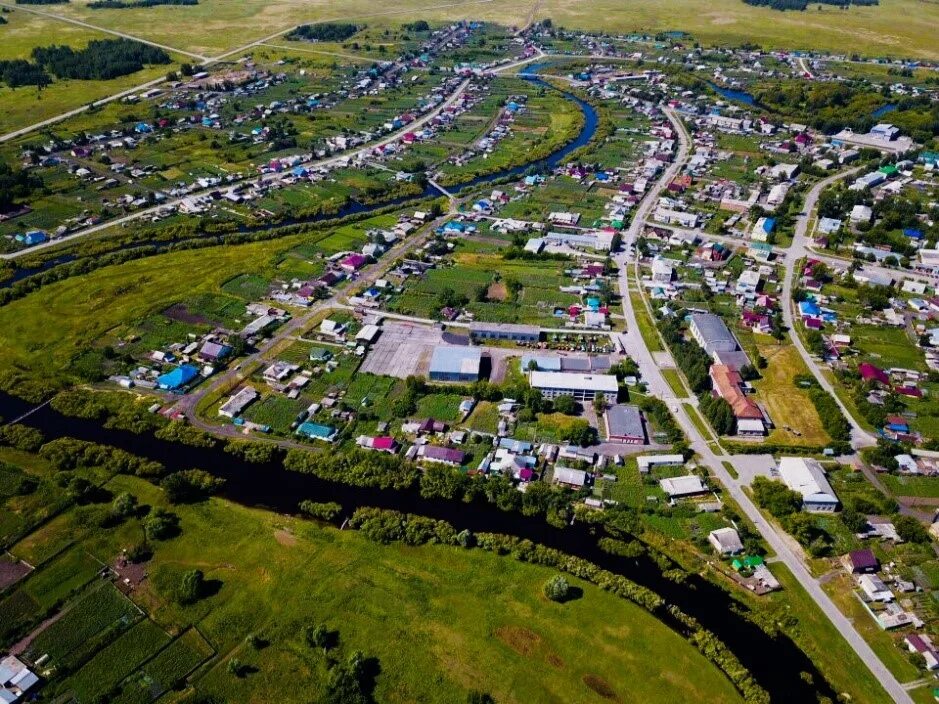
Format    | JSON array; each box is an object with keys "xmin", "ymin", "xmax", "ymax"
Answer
[
  {"xmin": 428, "ymin": 346, "xmax": 482, "ymax": 382},
  {"xmin": 469, "ymin": 322, "xmax": 540, "ymax": 343}
]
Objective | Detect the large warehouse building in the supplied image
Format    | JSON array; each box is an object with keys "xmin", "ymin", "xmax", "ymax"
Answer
[{"xmin": 428, "ymin": 346, "xmax": 482, "ymax": 382}]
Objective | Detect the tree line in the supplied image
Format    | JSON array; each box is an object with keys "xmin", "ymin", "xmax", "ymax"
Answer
[
  {"xmin": 289, "ymin": 23, "xmax": 360, "ymax": 42},
  {"xmin": 0, "ymin": 38, "xmax": 170, "ymax": 89},
  {"xmin": 88, "ymin": 0, "xmax": 197, "ymax": 8}
]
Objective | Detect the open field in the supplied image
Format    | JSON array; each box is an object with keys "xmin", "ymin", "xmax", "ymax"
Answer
[
  {"xmin": 6, "ymin": 0, "xmax": 938, "ymax": 61},
  {"xmin": 0, "ymin": 8, "xmax": 178, "ymax": 134},
  {"xmin": 1, "ymin": 470, "xmax": 745, "ymax": 704},
  {"xmin": 752, "ymin": 342, "xmax": 830, "ymax": 447}
]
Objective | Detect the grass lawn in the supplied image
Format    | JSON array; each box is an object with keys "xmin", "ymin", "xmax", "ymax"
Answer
[
  {"xmin": 415, "ymin": 393, "xmax": 466, "ymax": 423},
  {"xmin": 662, "ymin": 368, "xmax": 687, "ymax": 398},
  {"xmin": 464, "ymin": 401, "xmax": 500, "ymax": 435},
  {"xmin": 630, "ymin": 291, "xmax": 664, "ymax": 353},
  {"xmin": 881, "ymin": 474, "xmax": 939, "ymax": 499},
  {"xmin": 852, "ymin": 325, "xmax": 926, "ymax": 371},
  {"xmin": 514, "ymin": 412, "xmax": 583, "ymax": 443},
  {"xmin": 762, "ymin": 564, "xmax": 892, "ymax": 704},
  {"xmin": 7, "ymin": 472, "xmax": 745, "ymax": 704},
  {"xmin": 752, "ymin": 342, "xmax": 830, "ymax": 446}
]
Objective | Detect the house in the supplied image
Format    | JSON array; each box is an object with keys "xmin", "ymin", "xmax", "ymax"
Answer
[
  {"xmin": 529, "ymin": 371, "xmax": 618, "ymax": 404},
  {"xmin": 858, "ymin": 574, "xmax": 893, "ymax": 603},
  {"xmin": 319, "ymin": 319, "xmax": 346, "ymax": 337},
  {"xmin": 659, "ymin": 475, "xmax": 708, "ymax": 499},
  {"xmin": 842, "ymin": 548, "xmax": 879, "ymax": 574},
  {"xmin": 357, "ymin": 435, "xmax": 398, "ymax": 453},
  {"xmin": 156, "ymin": 364, "xmax": 199, "ymax": 391},
  {"xmin": 552, "ymin": 466, "xmax": 588, "ymax": 488},
  {"xmin": 651, "ymin": 257, "xmax": 674, "ymax": 284},
  {"xmin": 0, "ymin": 656, "xmax": 39, "ymax": 704},
  {"xmin": 708, "ymin": 527, "xmax": 744, "ymax": 555},
  {"xmin": 219, "ymin": 386, "xmax": 258, "ymax": 418},
  {"xmin": 417, "ymin": 445, "xmax": 465, "ymax": 466},
  {"xmin": 428, "ymin": 346, "xmax": 482, "ymax": 382},
  {"xmin": 296, "ymin": 422, "xmax": 338, "ymax": 442},
  {"xmin": 199, "ymin": 341, "xmax": 232, "ymax": 363},
  {"xmin": 604, "ymin": 404, "xmax": 646, "ymax": 444},
  {"xmin": 905, "ymin": 635, "xmax": 939, "ymax": 671},
  {"xmin": 858, "ymin": 362, "xmax": 890, "ymax": 386},
  {"xmin": 777, "ymin": 457, "xmax": 839, "ymax": 512},
  {"xmin": 340, "ymin": 254, "xmax": 368, "ymax": 272},
  {"xmin": 750, "ymin": 217, "xmax": 775, "ymax": 242},
  {"xmin": 709, "ymin": 365, "xmax": 764, "ymax": 432},
  {"xmin": 850, "ymin": 205, "xmax": 873, "ymax": 224}
]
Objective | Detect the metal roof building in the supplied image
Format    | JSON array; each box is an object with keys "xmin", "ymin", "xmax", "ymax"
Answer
[
  {"xmin": 604, "ymin": 404, "xmax": 646, "ymax": 444},
  {"xmin": 428, "ymin": 346, "xmax": 482, "ymax": 382},
  {"xmin": 469, "ymin": 322, "xmax": 540, "ymax": 342},
  {"xmin": 529, "ymin": 371, "xmax": 618, "ymax": 403},
  {"xmin": 777, "ymin": 457, "xmax": 839, "ymax": 512},
  {"xmin": 688, "ymin": 313, "xmax": 740, "ymax": 355}
]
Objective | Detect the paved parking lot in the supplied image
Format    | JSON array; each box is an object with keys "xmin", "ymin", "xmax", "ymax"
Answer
[
  {"xmin": 728, "ymin": 454, "xmax": 777, "ymax": 486},
  {"xmin": 360, "ymin": 322, "xmax": 444, "ymax": 379}
]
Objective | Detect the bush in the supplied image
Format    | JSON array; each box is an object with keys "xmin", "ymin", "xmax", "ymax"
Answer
[
  {"xmin": 161, "ymin": 469, "xmax": 225, "ymax": 503},
  {"xmin": 178, "ymin": 569, "xmax": 205, "ymax": 605},
  {"xmin": 543, "ymin": 574, "xmax": 570, "ymax": 602},
  {"xmin": 0, "ymin": 424, "xmax": 44, "ymax": 452},
  {"xmin": 298, "ymin": 500, "xmax": 343, "ymax": 522}
]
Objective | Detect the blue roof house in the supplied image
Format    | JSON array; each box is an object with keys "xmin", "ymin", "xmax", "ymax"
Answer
[{"xmin": 157, "ymin": 364, "xmax": 199, "ymax": 391}]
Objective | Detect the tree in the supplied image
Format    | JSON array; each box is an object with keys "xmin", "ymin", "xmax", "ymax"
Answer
[
  {"xmin": 553, "ymin": 394, "xmax": 578, "ymax": 415},
  {"xmin": 305, "ymin": 623, "xmax": 334, "ymax": 653},
  {"xmin": 894, "ymin": 515, "xmax": 929, "ymax": 543},
  {"xmin": 227, "ymin": 658, "xmax": 244, "ymax": 677},
  {"xmin": 840, "ymin": 507, "xmax": 868, "ymax": 534},
  {"xmin": 0, "ymin": 423, "xmax": 43, "ymax": 452},
  {"xmin": 321, "ymin": 650, "xmax": 374, "ymax": 704},
  {"xmin": 543, "ymin": 574, "xmax": 570, "ymax": 602},
  {"xmin": 111, "ymin": 492, "xmax": 138, "ymax": 520},
  {"xmin": 161, "ymin": 469, "xmax": 225, "ymax": 503},
  {"xmin": 467, "ymin": 693, "xmax": 496, "ymax": 704},
  {"xmin": 593, "ymin": 391, "xmax": 607, "ymax": 413},
  {"xmin": 178, "ymin": 569, "xmax": 206, "ymax": 605},
  {"xmin": 298, "ymin": 500, "xmax": 343, "ymax": 522},
  {"xmin": 144, "ymin": 507, "xmax": 180, "ymax": 541},
  {"xmin": 751, "ymin": 477, "xmax": 802, "ymax": 518}
]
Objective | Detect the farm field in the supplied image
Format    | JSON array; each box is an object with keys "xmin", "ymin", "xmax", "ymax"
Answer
[
  {"xmin": 11, "ymin": 0, "xmax": 938, "ymax": 60},
  {"xmin": 0, "ymin": 469, "xmax": 746, "ymax": 704}
]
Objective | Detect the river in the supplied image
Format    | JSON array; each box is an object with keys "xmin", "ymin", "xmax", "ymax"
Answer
[{"xmin": 0, "ymin": 391, "xmax": 835, "ymax": 702}]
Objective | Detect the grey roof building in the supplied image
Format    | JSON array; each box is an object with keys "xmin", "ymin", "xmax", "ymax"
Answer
[
  {"xmin": 604, "ymin": 404, "xmax": 647, "ymax": 444},
  {"xmin": 689, "ymin": 313, "xmax": 739, "ymax": 354},
  {"xmin": 429, "ymin": 346, "xmax": 482, "ymax": 382},
  {"xmin": 469, "ymin": 322, "xmax": 540, "ymax": 342}
]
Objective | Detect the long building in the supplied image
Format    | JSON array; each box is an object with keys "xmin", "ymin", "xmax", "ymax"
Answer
[
  {"xmin": 709, "ymin": 365, "xmax": 765, "ymax": 435},
  {"xmin": 529, "ymin": 371, "xmax": 618, "ymax": 403},
  {"xmin": 604, "ymin": 404, "xmax": 647, "ymax": 444},
  {"xmin": 688, "ymin": 313, "xmax": 750, "ymax": 370},
  {"xmin": 469, "ymin": 322, "xmax": 540, "ymax": 343},
  {"xmin": 777, "ymin": 457, "xmax": 839, "ymax": 512}
]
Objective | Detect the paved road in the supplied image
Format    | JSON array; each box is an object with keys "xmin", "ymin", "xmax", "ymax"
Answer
[
  {"xmin": 779, "ymin": 166, "xmax": 877, "ymax": 448},
  {"xmin": 0, "ymin": 48, "xmax": 543, "ymax": 262},
  {"xmin": 616, "ymin": 109, "xmax": 912, "ymax": 704}
]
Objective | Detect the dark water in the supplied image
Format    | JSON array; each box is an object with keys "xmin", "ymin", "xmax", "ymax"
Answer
[
  {"xmin": 872, "ymin": 103, "xmax": 897, "ymax": 119},
  {"xmin": 3, "ymin": 72, "xmax": 597, "ymax": 289},
  {"xmin": 0, "ymin": 391, "xmax": 835, "ymax": 702},
  {"xmin": 708, "ymin": 81, "xmax": 757, "ymax": 106}
]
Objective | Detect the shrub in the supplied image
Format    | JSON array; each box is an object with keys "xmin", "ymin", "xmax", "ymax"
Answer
[{"xmin": 543, "ymin": 574, "xmax": 570, "ymax": 602}]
